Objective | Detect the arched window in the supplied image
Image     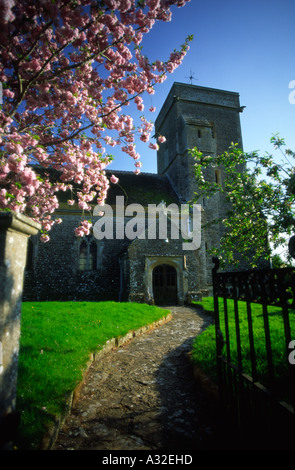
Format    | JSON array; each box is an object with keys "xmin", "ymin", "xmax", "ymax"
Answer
[
  {"xmin": 79, "ymin": 240, "xmax": 88, "ymax": 270},
  {"xmin": 78, "ymin": 236, "xmax": 97, "ymax": 271},
  {"xmin": 215, "ymin": 169, "xmax": 222, "ymax": 185}
]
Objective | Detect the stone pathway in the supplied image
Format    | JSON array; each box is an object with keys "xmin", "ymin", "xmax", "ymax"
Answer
[{"xmin": 53, "ymin": 305, "xmax": 223, "ymax": 451}]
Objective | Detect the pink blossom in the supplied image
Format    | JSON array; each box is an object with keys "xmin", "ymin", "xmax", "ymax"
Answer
[
  {"xmin": 140, "ymin": 132, "xmax": 149, "ymax": 143},
  {"xmin": 134, "ymin": 95, "xmax": 144, "ymax": 111},
  {"xmin": 157, "ymin": 135, "xmax": 166, "ymax": 143},
  {"xmin": 40, "ymin": 234, "xmax": 50, "ymax": 243},
  {"xmin": 3, "ymin": 89, "xmax": 14, "ymax": 99},
  {"xmin": 27, "ymin": 58, "xmax": 42, "ymax": 73},
  {"xmin": 110, "ymin": 174, "xmax": 119, "ymax": 184},
  {"xmin": 104, "ymin": 0, "xmax": 119, "ymax": 10},
  {"xmin": 149, "ymin": 142, "xmax": 159, "ymax": 150},
  {"xmin": 118, "ymin": 0, "xmax": 133, "ymax": 13},
  {"xmin": 1, "ymin": 0, "xmax": 15, "ymax": 23},
  {"xmin": 74, "ymin": 220, "xmax": 92, "ymax": 237},
  {"xmin": 42, "ymin": 222, "xmax": 53, "ymax": 232},
  {"xmin": 0, "ymin": 0, "xmax": 191, "ymax": 240},
  {"xmin": 147, "ymin": 0, "xmax": 161, "ymax": 9}
]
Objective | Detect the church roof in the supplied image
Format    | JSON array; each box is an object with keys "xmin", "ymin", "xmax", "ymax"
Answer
[
  {"xmin": 104, "ymin": 170, "xmax": 180, "ymax": 207},
  {"xmin": 34, "ymin": 167, "xmax": 180, "ymax": 214}
]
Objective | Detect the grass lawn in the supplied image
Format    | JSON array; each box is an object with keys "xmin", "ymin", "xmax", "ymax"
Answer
[
  {"xmin": 16, "ymin": 301, "xmax": 169, "ymax": 450},
  {"xmin": 191, "ymin": 297, "xmax": 295, "ymax": 401}
]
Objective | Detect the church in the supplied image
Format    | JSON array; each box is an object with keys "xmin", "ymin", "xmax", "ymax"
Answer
[{"xmin": 23, "ymin": 82, "xmax": 244, "ymax": 305}]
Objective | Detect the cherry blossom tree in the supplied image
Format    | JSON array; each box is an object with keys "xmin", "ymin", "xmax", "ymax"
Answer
[{"xmin": 0, "ymin": 0, "xmax": 191, "ymax": 241}]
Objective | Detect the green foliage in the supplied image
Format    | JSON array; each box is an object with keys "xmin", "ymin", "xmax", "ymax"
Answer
[
  {"xmin": 271, "ymin": 253, "xmax": 292, "ymax": 269},
  {"xmin": 191, "ymin": 136, "xmax": 295, "ymax": 267},
  {"xmin": 16, "ymin": 301, "xmax": 168, "ymax": 450}
]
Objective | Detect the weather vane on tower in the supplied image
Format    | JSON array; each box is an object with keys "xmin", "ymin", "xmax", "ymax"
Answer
[{"xmin": 185, "ymin": 69, "xmax": 198, "ymax": 85}]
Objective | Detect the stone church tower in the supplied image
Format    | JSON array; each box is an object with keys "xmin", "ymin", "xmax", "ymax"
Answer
[
  {"xmin": 155, "ymin": 82, "xmax": 243, "ymax": 202},
  {"xmin": 154, "ymin": 82, "xmax": 244, "ymax": 288},
  {"xmin": 23, "ymin": 83, "xmax": 245, "ymax": 304}
]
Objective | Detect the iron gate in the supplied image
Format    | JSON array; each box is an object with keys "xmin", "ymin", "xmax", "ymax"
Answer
[{"xmin": 212, "ymin": 257, "xmax": 295, "ymax": 448}]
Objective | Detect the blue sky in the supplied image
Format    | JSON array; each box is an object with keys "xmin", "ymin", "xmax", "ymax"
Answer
[{"xmin": 107, "ymin": 0, "xmax": 295, "ymax": 174}]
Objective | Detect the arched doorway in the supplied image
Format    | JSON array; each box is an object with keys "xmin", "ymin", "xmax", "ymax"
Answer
[{"xmin": 152, "ymin": 264, "xmax": 177, "ymax": 305}]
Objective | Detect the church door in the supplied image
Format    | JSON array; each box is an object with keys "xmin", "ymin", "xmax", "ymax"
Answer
[{"xmin": 152, "ymin": 264, "xmax": 177, "ymax": 305}]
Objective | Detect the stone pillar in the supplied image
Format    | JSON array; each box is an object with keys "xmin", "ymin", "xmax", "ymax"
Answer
[{"xmin": 0, "ymin": 212, "xmax": 40, "ymax": 449}]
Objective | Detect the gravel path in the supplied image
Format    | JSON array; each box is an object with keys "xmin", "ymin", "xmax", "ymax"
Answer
[{"xmin": 53, "ymin": 305, "xmax": 223, "ymax": 451}]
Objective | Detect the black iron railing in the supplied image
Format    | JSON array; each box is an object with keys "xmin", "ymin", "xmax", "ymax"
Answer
[{"xmin": 212, "ymin": 257, "xmax": 295, "ymax": 448}]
